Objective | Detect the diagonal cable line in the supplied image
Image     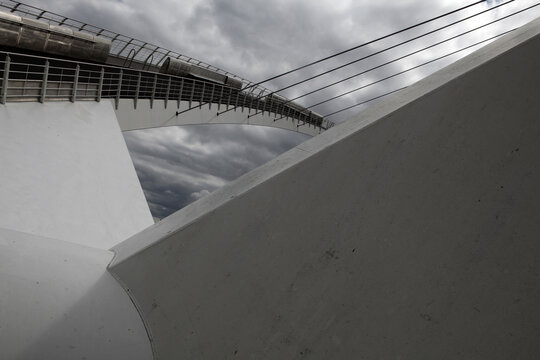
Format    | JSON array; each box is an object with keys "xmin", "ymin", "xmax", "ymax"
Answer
[
  {"xmin": 174, "ymin": 0, "xmax": 496, "ymax": 117},
  {"xmin": 237, "ymin": 0, "xmax": 488, "ymax": 90},
  {"xmin": 252, "ymin": 3, "xmax": 540, "ymax": 121},
  {"xmin": 271, "ymin": 27, "xmax": 516, "ymax": 125},
  {"xmin": 272, "ymin": 87, "xmax": 406, "ymax": 127},
  {"xmin": 307, "ymin": 28, "xmax": 516, "ymax": 111},
  {"xmin": 253, "ymin": 2, "xmax": 538, "ymax": 119},
  {"xmin": 215, "ymin": 0, "xmax": 514, "ymax": 118}
]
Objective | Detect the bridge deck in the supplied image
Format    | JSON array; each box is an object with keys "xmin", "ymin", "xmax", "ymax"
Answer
[{"xmin": 0, "ymin": 51, "xmax": 331, "ymax": 134}]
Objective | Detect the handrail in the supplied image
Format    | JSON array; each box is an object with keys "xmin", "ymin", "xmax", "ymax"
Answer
[
  {"xmin": 0, "ymin": 0, "xmax": 278, "ymax": 103},
  {"xmin": 0, "ymin": 51, "xmax": 332, "ymax": 130}
]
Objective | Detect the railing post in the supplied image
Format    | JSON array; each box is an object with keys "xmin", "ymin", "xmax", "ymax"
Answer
[
  {"xmin": 209, "ymin": 83, "xmax": 215, "ymax": 110},
  {"xmin": 234, "ymin": 90, "xmax": 240, "ymax": 112},
  {"xmin": 278, "ymin": 102, "xmax": 284, "ymax": 120},
  {"xmin": 40, "ymin": 60, "xmax": 49, "ymax": 103},
  {"xmin": 227, "ymin": 88, "xmax": 232, "ymax": 111},
  {"xmin": 254, "ymin": 92, "xmax": 260, "ymax": 115},
  {"xmin": 97, "ymin": 67, "xmax": 104, "ymax": 102},
  {"xmin": 266, "ymin": 95, "xmax": 271, "ymax": 117},
  {"xmin": 1, "ymin": 55, "xmax": 10, "ymax": 104},
  {"xmin": 248, "ymin": 94, "xmax": 254, "ymax": 115},
  {"xmin": 71, "ymin": 64, "xmax": 79, "ymax": 103},
  {"xmin": 189, "ymin": 82, "xmax": 195, "ymax": 108},
  {"xmin": 150, "ymin": 73, "xmax": 157, "ymax": 109},
  {"xmin": 177, "ymin": 78, "xmax": 184, "ymax": 109},
  {"xmin": 269, "ymin": 98, "xmax": 274, "ymax": 118},
  {"xmin": 199, "ymin": 82, "xmax": 205, "ymax": 109},
  {"xmin": 134, "ymin": 72, "xmax": 141, "ymax": 109},
  {"xmin": 115, "ymin": 70, "xmax": 123, "ymax": 110},
  {"xmin": 165, "ymin": 76, "xmax": 171, "ymax": 109},
  {"xmin": 218, "ymin": 86, "xmax": 224, "ymax": 111}
]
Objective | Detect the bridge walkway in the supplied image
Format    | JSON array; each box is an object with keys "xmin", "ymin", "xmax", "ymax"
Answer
[{"xmin": 0, "ymin": 51, "xmax": 331, "ymax": 134}]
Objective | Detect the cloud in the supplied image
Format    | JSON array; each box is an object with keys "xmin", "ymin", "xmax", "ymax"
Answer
[
  {"xmin": 190, "ymin": 189, "xmax": 211, "ymax": 201},
  {"xmin": 123, "ymin": 125, "xmax": 309, "ymax": 218}
]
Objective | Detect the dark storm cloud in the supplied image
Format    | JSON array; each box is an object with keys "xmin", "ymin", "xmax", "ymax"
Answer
[{"xmin": 124, "ymin": 125, "xmax": 309, "ymax": 218}]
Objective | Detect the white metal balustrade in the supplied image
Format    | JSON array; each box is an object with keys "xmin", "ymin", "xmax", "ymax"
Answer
[{"xmin": 0, "ymin": 52, "xmax": 332, "ymax": 130}]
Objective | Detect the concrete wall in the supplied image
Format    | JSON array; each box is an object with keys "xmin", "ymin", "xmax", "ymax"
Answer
[
  {"xmin": 0, "ymin": 227, "xmax": 152, "ymax": 360},
  {"xmin": 0, "ymin": 101, "xmax": 153, "ymax": 249},
  {"xmin": 109, "ymin": 18, "xmax": 540, "ymax": 359},
  {"xmin": 114, "ymin": 99, "xmax": 324, "ymax": 136}
]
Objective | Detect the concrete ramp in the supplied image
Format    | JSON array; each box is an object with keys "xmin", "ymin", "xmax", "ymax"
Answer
[{"xmin": 109, "ymin": 19, "xmax": 540, "ymax": 359}]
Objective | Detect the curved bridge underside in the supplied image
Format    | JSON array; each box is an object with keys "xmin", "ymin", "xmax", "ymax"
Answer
[{"xmin": 114, "ymin": 99, "xmax": 323, "ymax": 135}]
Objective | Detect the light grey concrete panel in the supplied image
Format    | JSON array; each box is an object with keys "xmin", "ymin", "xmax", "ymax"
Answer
[
  {"xmin": 0, "ymin": 227, "xmax": 152, "ymax": 360},
  {"xmin": 110, "ymin": 19, "xmax": 540, "ymax": 359},
  {"xmin": 0, "ymin": 101, "xmax": 153, "ymax": 249}
]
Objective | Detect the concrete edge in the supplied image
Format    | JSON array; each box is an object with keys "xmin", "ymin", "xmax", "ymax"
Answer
[{"xmin": 108, "ymin": 16, "xmax": 540, "ymax": 269}]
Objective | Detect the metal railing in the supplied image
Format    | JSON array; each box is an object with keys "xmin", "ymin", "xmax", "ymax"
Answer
[
  {"xmin": 0, "ymin": 0, "xmax": 278, "ymax": 101},
  {"xmin": 0, "ymin": 51, "xmax": 331, "ymax": 130}
]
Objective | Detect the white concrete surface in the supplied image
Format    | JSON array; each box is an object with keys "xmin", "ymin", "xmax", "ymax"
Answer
[
  {"xmin": 0, "ymin": 227, "xmax": 152, "ymax": 360},
  {"xmin": 114, "ymin": 99, "xmax": 324, "ymax": 136},
  {"xmin": 109, "ymin": 18, "xmax": 540, "ymax": 359},
  {"xmin": 0, "ymin": 101, "xmax": 153, "ymax": 249}
]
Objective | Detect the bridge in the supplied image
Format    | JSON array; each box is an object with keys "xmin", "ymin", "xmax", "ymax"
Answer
[
  {"xmin": 0, "ymin": 1, "xmax": 332, "ymax": 135},
  {"xmin": 1, "ymin": 1, "xmax": 539, "ymax": 359}
]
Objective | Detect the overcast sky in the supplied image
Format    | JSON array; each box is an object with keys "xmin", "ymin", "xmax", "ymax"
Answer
[{"xmin": 23, "ymin": 0, "xmax": 540, "ymax": 218}]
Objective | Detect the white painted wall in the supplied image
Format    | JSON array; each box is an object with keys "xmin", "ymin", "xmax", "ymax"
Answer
[
  {"xmin": 0, "ymin": 227, "xmax": 152, "ymax": 360},
  {"xmin": 114, "ymin": 98, "xmax": 324, "ymax": 136},
  {"xmin": 0, "ymin": 101, "xmax": 153, "ymax": 249},
  {"xmin": 109, "ymin": 18, "xmax": 540, "ymax": 359}
]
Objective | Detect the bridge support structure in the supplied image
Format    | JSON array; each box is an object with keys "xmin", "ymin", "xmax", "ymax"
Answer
[
  {"xmin": 109, "ymin": 18, "xmax": 540, "ymax": 359},
  {"xmin": 0, "ymin": 10, "xmax": 538, "ymax": 360}
]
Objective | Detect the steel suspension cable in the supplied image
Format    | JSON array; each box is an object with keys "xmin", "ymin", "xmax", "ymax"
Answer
[
  {"xmin": 175, "ymin": 0, "xmax": 494, "ymax": 117},
  {"xmin": 215, "ymin": 0, "xmax": 513, "ymax": 118},
  {"xmin": 309, "ymin": 29, "xmax": 516, "ymax": 111},
  {"xmin": 254, "ymin": 2, "xmax": 537, "ymax": 119},
  {"xmin": 239, "ymin": 0, "xmax": 488, "ymax": 90},
  {"xmin": 272, "ymin": 28, "xmax": 516, "ymax": 124}
]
